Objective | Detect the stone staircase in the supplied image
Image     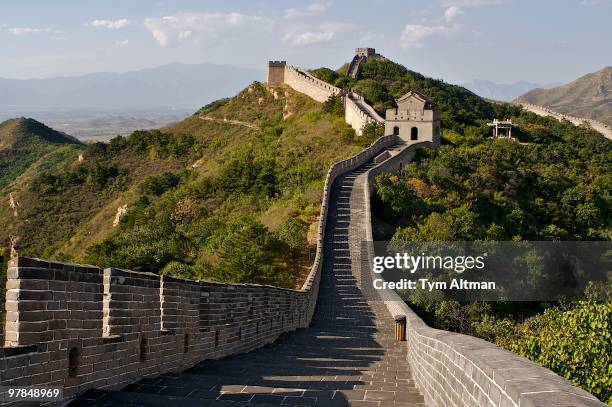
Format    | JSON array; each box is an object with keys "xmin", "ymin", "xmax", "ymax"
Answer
[
  {"xmin": 347, "ymin": 55, "xmax": 366, "ymax": 79},
  {"xmin": 71, "ymin": 148, "xmax": 424, "ymax": 407}
]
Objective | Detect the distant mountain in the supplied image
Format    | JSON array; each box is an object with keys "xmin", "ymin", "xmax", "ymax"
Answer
[
  {"xmin": 0, "ymin": 62, "xmax": 265, "ymax": 111},
  {"xmin": 515, "ymin": 66, "xmax": 612, "ymax": 126},
  {"xmin": 462, "ymin": 79, "xmax": 561, "ymax": 102}
]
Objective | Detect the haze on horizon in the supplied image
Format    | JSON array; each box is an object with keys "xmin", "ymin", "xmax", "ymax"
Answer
[{"xmin": 1, "ymin": 0, "xmax": 611, "ymax": 85}]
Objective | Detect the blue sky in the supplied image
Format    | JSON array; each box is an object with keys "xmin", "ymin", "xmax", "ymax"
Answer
[{"xmin": 1, "ymin": 0, "xmax": 610, "ymax": 84}]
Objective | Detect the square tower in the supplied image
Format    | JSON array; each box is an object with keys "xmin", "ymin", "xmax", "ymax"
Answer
[
  {"xmin": 355, "ymin": 48, "xmax": 376, "ymax": 57},
  {"xmin": 268, "ymin": 61, "xmax": 286, "ymax": 86}
]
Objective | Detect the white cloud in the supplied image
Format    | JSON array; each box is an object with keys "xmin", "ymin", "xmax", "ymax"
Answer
[
  {"xmin": 579, "ymin": 0, "xmax": 609, "ymax": 5},
  {"xmin": 115, "ymin": 39, "xmax": 129, "ymax": 47},
  {"xmin": 89, "ymin": 19, "xmax": 131, "ymax": 29},
  {"xmin": 283, "ymin": 31, "xmax": 335, "ymax": 46},
  {"xmin": 444, "ymin": 6, "xmax": 463, "ymax": 21},
  {"xmin": 400, "ymin": 24, "xmax": 458, "ymax": 48},
  {"xmin": 143, "ymin": 12, "xmax": 268, "ymax": 47},
  {"xmin": 8, "ymin": 27, "xmax": 58, "ymax": 35},
  {"xmin": 284, "ymin": 2, "xmax": 330, "ymax": 19},
  {"xmin": 442, "ymin": 0, "xmax": 500, "ymax": 6}
]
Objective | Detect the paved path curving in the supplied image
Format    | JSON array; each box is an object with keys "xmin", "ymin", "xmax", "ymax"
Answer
[
  {"xmin": 199, "ymin": 115, "xmax": 261, "ymax": 131},
  {"xmin": 72, "ymin": 156, "xmax": 424, "ymax": 407}
]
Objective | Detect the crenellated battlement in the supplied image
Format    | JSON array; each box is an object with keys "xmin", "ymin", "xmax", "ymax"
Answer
[
  {"xmin": 1, "ymin": 256, "xmax": 315, "ymax": 402},
  {"xmin": 282, "ymin": 65, "xmax": 341, "ymax": 102}
]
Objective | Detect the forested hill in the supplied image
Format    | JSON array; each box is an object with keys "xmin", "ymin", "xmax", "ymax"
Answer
[
  {"xmin": 310, "ymin": 57, "xmax": 517, "ymax": 130},
  {"xmin": 1, "ymin": 56, "xmax": 610, "ymax": 291},
  {"xmin": 0, "ymin": 117, "xmax": 81, "ymax": 149},
  {"xmin": 308, "ymin": 57, "xmax": 611, "ymax": 241},
  {"xmin": 0, "ymin": 83, "xmax": 366, "ymax": 288},
  {"xmin": 0, "ymin": 117, "xmax": 83, "ymax": 190}
]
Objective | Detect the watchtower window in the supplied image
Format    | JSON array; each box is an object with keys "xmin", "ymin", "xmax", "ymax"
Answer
[
  {"xmin": 411, "ymin": 127, "xmax": 418, "ymax": 140},
  {"xmin": 393, "ymin": 126, "xmax": 400, "ymax": 136}
]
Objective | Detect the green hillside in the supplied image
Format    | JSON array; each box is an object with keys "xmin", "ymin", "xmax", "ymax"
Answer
[
  {"xmin": 311, "ymin": 57, "xmax": 514, "ymax": 130},
  {"xmin": 0, "ymin": 83, "xmax": 361, "ymax": 288},
  {"xmin": 0, "ymin": 117, "xmax": 83, "ymax": 190}
]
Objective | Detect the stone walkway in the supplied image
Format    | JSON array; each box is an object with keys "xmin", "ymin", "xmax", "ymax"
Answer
[{"xmin": 72, "ymin": 159, "xmax": 424, "ymax": 407}]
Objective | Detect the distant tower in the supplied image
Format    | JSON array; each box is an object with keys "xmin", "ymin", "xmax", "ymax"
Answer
[
  {"xmin": 267, "ymin": 61, "xmax": 286, "ymax": 86},
  {"xmin": 348, "ymin": 48, "xmax": 378, "ymax": 79},
  {"xmin": 355, "ymin": 47, "xmax": 376, "ymax": 57},
  {"xmin": 384, "ymin": 91, "xmax": 441, "ymax": 149}
]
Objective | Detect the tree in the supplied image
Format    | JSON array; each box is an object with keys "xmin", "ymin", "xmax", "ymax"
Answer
[{"xmin": 275, "ymin": 218, "xmax": 308, "ymax": 253}]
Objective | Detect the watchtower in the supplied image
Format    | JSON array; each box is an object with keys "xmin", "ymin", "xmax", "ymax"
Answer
[
  {"xmin": 267, "ymin": 61, "xmax": 286, "ymax": 86},
  {"xmin": 385, "ymin": 91, "xmax": 441, "ymax": 148},
  {"xmin": 355, "ymin": 48, "xmax": 376, "ymax": 57}
]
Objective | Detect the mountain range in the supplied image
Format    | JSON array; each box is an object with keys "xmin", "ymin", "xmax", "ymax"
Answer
[
  {"xmin": 461, "ymin": 79, "xmax": 561, "ymax": 102},
  {"xmin": 515, "ymin": 66, "xmax": 612, "ymax": 126},
  {"xmin": 0, "ymin": 62, "xmax": 264, "ymax": 110}
]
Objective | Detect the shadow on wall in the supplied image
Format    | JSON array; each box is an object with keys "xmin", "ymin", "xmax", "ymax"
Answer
[{"xmin": 73, "ymin": 169, "xmax": 389, "ymax": 406}]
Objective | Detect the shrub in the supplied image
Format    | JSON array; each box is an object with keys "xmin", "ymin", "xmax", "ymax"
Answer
[
  {"xmin": 275, "ymin": 217, "xmax": 308, "ymax": 252},
  {"xmin": 322, "ymin": 94, "xmax": 344, "ymax": 116},
  {"xmin": 309, "ymin": 67, "xmax": 339, "ymax": 84},
  {"xmin": 499, "ymin": 302, "xmax": 612, "ymax": 403},
  {"xmin": 140, "ymin": 172, "xmax": 181, "ymax": 196},
  {"xmin": 88, "ymin": 163, "xmax": 120, "ymax": 188},
  {"xmin": 215, "ymin": 216, "xmax": 291, "ymax": 287},
  {"xmin": 357, "ymin": 122, "xmax": 385, "ymax": 146}
]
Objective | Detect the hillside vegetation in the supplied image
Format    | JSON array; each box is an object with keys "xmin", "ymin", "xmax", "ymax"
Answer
[
  {"xmin": 0, "ymin": 117, "xmax": 82, "ymax": 190},
  {"xmin": 516, "ymin": 66, "xmax": 612, "ymax": 126},
  {"xmin": 0, "ymin": 83, "xmax": 361, "ymax": 288},
  {"xmin": 311, "ymin": 58, "xmax": 510, "ymax": 130}
]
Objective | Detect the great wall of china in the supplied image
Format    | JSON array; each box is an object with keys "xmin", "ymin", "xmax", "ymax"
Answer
[
  {"xmin": 268, "ymin": 61, "xmax": 384, "ymax": 135},
  {"xmin": 517, "ymin": 102, "xmax": 612, "ymax": 140},
  {"xmin": 0, "ymin": 57, "xmax": 607, "ymax": 406}
]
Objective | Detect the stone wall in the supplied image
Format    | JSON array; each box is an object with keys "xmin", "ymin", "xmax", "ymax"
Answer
[
  {"xmin": 1, "ymin": 258, "xmax": 313, "ymax": 403},
  {"xmin": 361, "ymin": 142, "xmax": 606, "ymax": 407},
  {"xmin": 268, "ymin": 63, "xmax": 383, "ymax": 135},
  {"xmin": 283, "ymin": 65, "xmax": 341, "ymax": 103},
  {"xmin": 344, "ymin": 92, "xmax": 385, "ymax": 135},
  {"xmin": 0, "ymin": 131, "xmax": 398, "ymax": 405},
  {"xmin": 517, "ymin": 102, "xmax": 612, "ymax": 140},
  {"xmin": 345, "ymin": 97, "xmax": 373, "ymax": 136}
]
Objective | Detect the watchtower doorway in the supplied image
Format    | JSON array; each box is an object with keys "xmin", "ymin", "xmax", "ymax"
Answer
[{"xmin": 411, "ymin": 127, "xmax": 418, "ymax": 140}]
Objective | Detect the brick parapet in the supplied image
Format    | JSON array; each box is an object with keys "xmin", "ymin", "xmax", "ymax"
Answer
[{"xmin": 0, "ymin": 259, "xmax": 316, "ymax": 403}]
